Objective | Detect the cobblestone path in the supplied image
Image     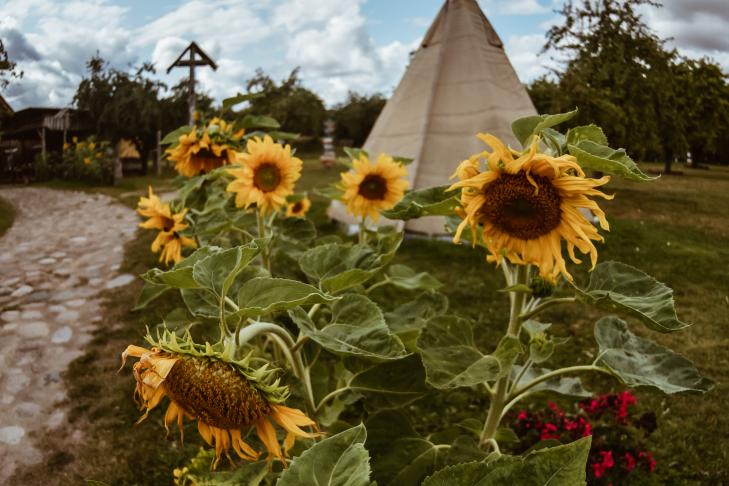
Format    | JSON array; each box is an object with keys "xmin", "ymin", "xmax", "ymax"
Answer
[{"xmin": 0, "ymin": 188, "xmax": 138, "ymax": 482}]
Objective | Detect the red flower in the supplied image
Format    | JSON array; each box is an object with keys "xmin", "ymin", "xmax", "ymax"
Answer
[{"xmin": 624, "ymin": 452, "xmax": 636, "ymax": 472}]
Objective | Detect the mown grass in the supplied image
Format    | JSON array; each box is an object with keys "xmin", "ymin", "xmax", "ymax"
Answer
[
  {"xmin": 10, "ymin": 159, "xmax": 729, "ymax": 484},
  {"xmin": 0, "ymin": 194, "xmax": 16, "ymax": 237}
]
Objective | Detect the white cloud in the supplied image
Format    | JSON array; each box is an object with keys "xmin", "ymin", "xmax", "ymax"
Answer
[
  {"xmin": 642, "ymin": 0, "xmax": 729, "ymax": 70},
  {"xmin": 480, "ymin": 0, "xmax": 550, "ymax": 16}
]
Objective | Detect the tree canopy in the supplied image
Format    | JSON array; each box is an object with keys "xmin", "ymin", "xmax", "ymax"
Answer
[{"xmin": 533, "ymin": 0, "xmax": 729, "ymax": 169}]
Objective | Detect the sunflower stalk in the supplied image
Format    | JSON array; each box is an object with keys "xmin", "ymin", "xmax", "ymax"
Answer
[
  {"xmin": 518, "ymin": 296, "xmax": 576, "ymax": 322},
  {"xmin": 256, "ymin": 209, "xmax": 271, "ymax": 272},
  {"xmin": 479, "ymin": 264, "xmax": 528, "ymax": 450}
]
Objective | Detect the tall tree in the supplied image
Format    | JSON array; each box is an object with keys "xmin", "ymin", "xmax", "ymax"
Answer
[
  {"xmin": 0, "ymin": 37, "xmax": 23, "ymax": 89},
  {"xmin": 673, "ymin": 58, "xmax": 729, "ymax": 166},
  {"xmin": 544, "ymin": 0, "xmax": 686, "ymax": 172},
  {"xmin": 74, "ymin": 56, "xmax": 166, "ymax": 169},
  {"xmin": 245, "ymin": 68, "xmax": 326, "ymax": 139},
  {"xmin": 331, "ymin": 92, "xmax": 386, "ymax": 147}
]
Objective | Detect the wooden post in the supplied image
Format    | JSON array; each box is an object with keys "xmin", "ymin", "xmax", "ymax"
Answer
[
  {"xmin": 188, "ymin": 50, "xmax": 196, "ymax": 126},
  {"xmin": 156, "ymin": 129, "xmax": 162, "ymax": 176},
  {"xmin": 167, "ymin": 42, "xmax": 217, "ymax": 127}
]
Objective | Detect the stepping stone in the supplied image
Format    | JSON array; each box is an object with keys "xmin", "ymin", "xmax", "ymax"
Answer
[
  {"xmin": 56, "ymin": 310, "xmax": 80, "ymax": 323},
  {"xmin": 15, "ymin": 402, "xmax": 42, "ymax": 417},
  {"xmin": 65, "ymin": 298, "xmax": 86, "ymax": 308},
  {"xmin": 1, "ymin": 311, "xmax": 20, "ymax": 322},
  {"xmin": 0, "ymin": 426, "xmax": 25, "ymax": 445},
  {"xmin": 51, "ymin": 326, "xmax": 73, "ymax": 344},
  {"xmin": 10, "ymin": 285, "xmax": 33, "ymax": 298},
  {"xmin": 17, "ymin": 321, "xmax": 49, "ymax": 338},
  {"xmin": 20, "ymin": 310, "xmax": 44, "ymax": 320},
  {"xmin": 105, "ymin": 274, "xmax": 135, "ymax": 289}
]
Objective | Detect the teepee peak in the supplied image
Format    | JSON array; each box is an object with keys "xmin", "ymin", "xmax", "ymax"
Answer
[{"xmin": 329, "ymin": 0, "xmax": 537, "ymax": 234}]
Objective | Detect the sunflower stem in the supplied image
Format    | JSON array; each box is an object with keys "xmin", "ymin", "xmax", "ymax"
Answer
[
  {"xmin": 479, "ymin": 264, "xmax": 528, "ymax": 451},
  {"xmin": 507, "ymin": 364, "xmax": 611, "ymax": 401},
  {"xmin": 314, "ymin": 386, "xmax": 351, "ymax": 414},
  {"xmin": 358, "ymin": 217, "xmax": 368, "ymax": 244},
  {"xmin": 234, "ymin": 322, "xmax": 317, "ymax": 414},
  {"xmin": 256, "ymin": 209, "xmax": 271, "ymax": 272},
  {"xmin": 518, "ymin": 297, "xmax": 576, "ymax": 322}
]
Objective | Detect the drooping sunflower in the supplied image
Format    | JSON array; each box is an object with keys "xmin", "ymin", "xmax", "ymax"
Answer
[
  {"xmin": 285, "ymin": 197, "xmax": 311, "ymax": 218},
  {"xmin": 166, "ymin": 118, "xmax": 242, "ymax": 177},
  {"xmin": 137, "ymin": 187, "xmax": 197, "ymax": 265},
  {"xmin": 120, "ymin": 330, "xmax": 319, "ymax": 468},
  {"xmin": 226, "ymin": 135, "xmax": 303, "ymax": 215},
  {"xmin": 340, "ymin": 153, "xmax": 410, "ymax": 221},
  {"xmin": 448, "ymin": 133, "xmax": 613, "ymax": 281}
]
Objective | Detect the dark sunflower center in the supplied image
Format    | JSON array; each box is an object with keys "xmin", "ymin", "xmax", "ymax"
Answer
[
  {"xmin": 358, "ymin": 174, "xmax": 388, "ymax": 200},
  {"xmin": 253, "ymin": 163, "xmax": 282, "ymax": 192},
  {"xmin": 162, "ymin": 216, "xmax": 175, "ymax": 232},
  {"xmin": 479, "ymin": 172, "xmax": 562, "ymax": 240},
  {"xmin": 164, "ymin": 356, "xmax": 272, "ymax": 429},
  {"xmin": 192, "ymin": 148, "xmax": 224, "ymax": 164},
  {"xmin": 292, "ymin": 202, "xmax": 303, "ymax": 213}
]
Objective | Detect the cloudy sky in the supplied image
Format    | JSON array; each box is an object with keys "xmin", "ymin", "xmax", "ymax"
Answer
[{"xmin": 1, "ymin": 0, "xmax": 728, "ymax": 110}]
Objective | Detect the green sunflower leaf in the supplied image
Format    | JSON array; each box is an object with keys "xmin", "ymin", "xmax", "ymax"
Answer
[
  {"xmin": 221, "ymin": 92, "xmax": 263, "ymax": 112},
  {"xmin": 238, "ymin": 114, "xmax": 280, "ymax": 129},
  {"xmin": 278, "ymin": 424, "xmax": 370, "ymax": 486},
  {"xmin": 382, "ymin": 264, "xmax": 442, "ymax": 291},
  {"xmin": 133, "ymin": 281, "xmax": 170, "ymax": 310},
  {"xmin": 348, "ymin": 354, "xmax": 428, "ymax": 410},
  {"xmin": 422, "ymin": 436, "xmax": 591, "ymax": 486},
  {"xmin": 566, "ymin": 124, "xmax": 608, "ymax": 146},
  {"xmin": 511, "ymin": 109, "xmax": 578, "ymax": 148},
  {"xmin": 573, "ymin": 261, "xmax": 688, "ymax": 333},
  {"xmin": 381, "ymin": 186, "xmax": 459, "ymax": 221},
  {"xmin": 366, "ymin": 410, "xmax": 449, "ymax": 486},
  {"xmin": 235, "ymin": 277, "xmax": 337, "ymax": 318},
  {"xmin": 343, "ymin": 146, "xmax": 369, "ymax": 161},
  {"xmin": 192, "ymin": 242, "xmax": 263, "ymax": 297},
  {"xmin": 299, "ymin": 230, "xmax": 402, "ymax": 293},
  {"xmin": 289, "ymin": 294, "xmax": 407, "ymax": 362},
  {"xmin": 160, "ymin": 125, "xmax": 192, "ymax": 145},
  {"xmin": 416, "ymin": 315, "xmax": 522, "ymax": 389},
  {"xmin": 594, "ymin": 316, "xmax": 713, "ymax": 394},
  {"xmin": 568, "ymin": 140, "xmax": 656, "ymax": 181}
]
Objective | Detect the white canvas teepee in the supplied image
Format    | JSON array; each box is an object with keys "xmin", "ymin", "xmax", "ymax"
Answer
[{"xmin": 329, "ymin": 0, "xmax": 537, "ymax": 234}]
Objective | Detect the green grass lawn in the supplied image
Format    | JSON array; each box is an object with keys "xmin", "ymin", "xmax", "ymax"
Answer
[
  {"xmin": 9, "ymin": 159, "xmax": 729, "ymax": 484},
  {"xmin": 0, "ymin": 195, "xmax": 16, "ymax": 238}
]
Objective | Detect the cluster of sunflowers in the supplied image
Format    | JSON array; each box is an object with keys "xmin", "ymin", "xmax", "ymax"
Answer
[{"xmin": 122, "ymin": 108, "xmax": 709, "ymax": 484}]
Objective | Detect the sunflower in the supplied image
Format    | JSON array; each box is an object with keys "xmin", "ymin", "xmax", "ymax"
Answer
[
  {"xmin": 137, "ymin": 187, "xmax": 197, "ymax": 265},
  {"xmin": 166, "ymin": 122, "xmax": 240, "ymax": 177},
  {"xmin": 120, "ymin": 331, "xmax": 319, "ymax": 469},
  {"xmin": 226, "ymin": 135, "xmax": 303, "ymax": 215},
  {"xmin": 285, "ymin": 197, "xmax": 311, "ymax": 218},
  {"xmin": 448, "ymin": 133, "xmax": 613, "ymax": 281},
  {"xmin": 340, "ymin": 153, "xmax": 409, "ymax": 221}
]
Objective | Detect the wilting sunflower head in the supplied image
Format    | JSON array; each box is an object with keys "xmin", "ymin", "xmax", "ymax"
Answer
[
  {"xmin": 226, "ymin": 135, "xmax": 303, "ymax": 215},
  {"xmin": 448, "ymin": 133, "xmax": 614, "ymax": 281},
  {"xmin": 120, "ymin": 330, "xmax": 318, "ymax": 469},
  {"xmin": 340, "ymin": 153, "xmax": 410, "ymax": 221},
  {"xmin": 166, "ymin": 126, "xmax": 239, "ymax": 178},
  {"xmin": 286, "ymin": 196, "xmax": 311, "ymax": 218}
]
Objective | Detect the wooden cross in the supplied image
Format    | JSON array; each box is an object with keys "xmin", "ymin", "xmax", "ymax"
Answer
[{"xmin": 166, "ymin": 42, "xmax": 218, "ymax": 126}]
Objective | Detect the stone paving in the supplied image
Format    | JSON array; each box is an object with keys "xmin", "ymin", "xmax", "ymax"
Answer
[{"xmin": 0, "ymin": 187, "xmax": 138, "ymax": 483}]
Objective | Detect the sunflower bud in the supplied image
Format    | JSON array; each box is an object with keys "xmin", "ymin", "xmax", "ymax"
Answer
[{"xmin": 530, "ymin": 276, "xmax": 555, "ymax": 298}]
